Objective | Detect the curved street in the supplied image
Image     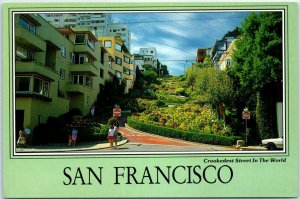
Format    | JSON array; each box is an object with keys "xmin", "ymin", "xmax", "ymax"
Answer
[{"xmin": 93, "ymin": 126, "xmax": 236, "ymax": 153}]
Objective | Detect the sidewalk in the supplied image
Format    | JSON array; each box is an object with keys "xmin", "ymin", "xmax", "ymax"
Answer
[{"xmin": 16, "ymin": 138, "xmax": 128, "ymax": 153}]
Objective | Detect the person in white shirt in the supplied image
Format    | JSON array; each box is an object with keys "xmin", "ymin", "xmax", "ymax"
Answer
[
  {"xmin": 113, "ymin": 123, "xmax": 119, "ymax": 149},
  {"xmin": 108, "ymin": 124, "xmax": 115, "ymax": 149}
]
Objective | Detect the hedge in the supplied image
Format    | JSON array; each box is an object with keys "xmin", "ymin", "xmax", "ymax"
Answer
[{"xmin": 127, "ymin": 117, "xmax": 241, "ymax": 146}]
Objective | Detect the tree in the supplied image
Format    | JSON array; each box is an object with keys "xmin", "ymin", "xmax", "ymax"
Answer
[
  {"xmin": 134, "ymin": 67, "xmax": 145, "ymax": 90},
  {"xmin": 94, "ymin": 76, "xmax": 126, "ymax": 114},
  {"xmin": 185, "ymin": 66, "xmax": 234, "ymax": 128},
  {"xmin": 143, "ymin": 70, "xmax": 158, "ymax": 84},
  {"xmin": 160, "ymin": 64, "xmax": 169, "ymax": 76},
  {"xmin": 230, "ymin": 12, "xmax": 282, "ymax": 139}
]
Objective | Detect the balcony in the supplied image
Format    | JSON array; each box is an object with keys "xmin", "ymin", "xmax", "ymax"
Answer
[
  {"xmin": 16, "ymin": 92, "xmax": 52, "ymax": 102},
  {"xmin": 15, "ymin": 61, "xmax": 58, "ymax": 81},
  {"xmin": 15, "ymin": 25, "xmax": 46, "ymax": 52},
  {"xmin": 65, "ymin": 83, "xmax": 90, "ymax": 94},
  {"xmin": 73, "ymin": 44, "xmax": 97, "ymax": 60},
  {"xmin": 69, "ymin": 63, "xmax": 98, "ymax": 76}
]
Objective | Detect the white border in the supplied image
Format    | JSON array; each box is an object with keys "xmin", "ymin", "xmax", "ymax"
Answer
[{"xmin": 12, "ymin": 9, "xmax": 286, "ymax": 156}]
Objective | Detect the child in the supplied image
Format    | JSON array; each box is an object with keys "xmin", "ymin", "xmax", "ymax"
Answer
[
  {"xmin": 68, "ymin": 129, "xmax": 72, "ymax": 146},
  {"xmin": 71, "ymin": 128, "xmax": 78, "ymax": 146},
  {"xmin": 17, "ymin": 128, "xmax": 26, "ymax": 148}
]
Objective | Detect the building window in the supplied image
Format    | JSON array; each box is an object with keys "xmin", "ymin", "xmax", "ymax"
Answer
[
  {"xmin": 121, "ymin": 28, "xmax": 126, "ymax": 31},
  {"xmin": 70, "ymin": 52, "xmax": 75, "ymax": 64},
  {"xmin": 60, "ymin": 46, "xmax": 66, "ymax": 57},
  {"xmin": 86, "ymin": 76, "xmax": 93, "ymax": 89},
  {"xmin": 100, "ymin": 68, "xmax": 104, "ymax": 78},
  {"xmin": 16, "ymin": 77, "xmax": 30, "ymax": 92},
  {"xmin": 59, "ymin": 68, "xmax": 65, "ymax": 79},
  {"xmin": 123, "ymin": 67, "xmax": 130, "ymax": 75},
  {"xmin": 33, "ymin": 78, "xmax": 49, "ymax": 97},
  {"xmin": 75, "ymin": 34, "xmax": 86, "ymax": 44},
  {"xmin": 108, "ymin": 56, "xmax": 113, "ymax": 68},
  {"xmin": 115, "ymin": 57, "xmax": 122, "ymax": 66},
  {"xmin": 72, "ymin": 75, "xmax": 84, "ymax": 85},
  {"xmin": 124, "ymin": 56, "xmax": 130, "ymax": 64},
  {"xmin": 37, "ymin": 115, "xmax": 42, "ymax": 125},
  {"xmin": 87, "ymin": 36, "xmax": 95, "ymax": 50},
  {"xmin": 16, "ymin": 45, "xmax": 34, "ymax": 61},
  {"xmin": 74, "ymin": 54, "xmax": 85, "ymax": 64},
  {"xmin": 115, "ymin": 71, "xmax": 122, "ymax": 78},
  {"xmin": 226, "ymin": 59, "xmax": 232, "ymax": 67},
  {"xmin": 85, "ymin": 56, "xmax": 94, "ymax": 65},
  {"xmin": 115, "ymin": 43, "xmax": 122, "ymax": 52},
  {"xmin": 104, "ymin": 40, "xmax": 111, "ymax": 48},
  {"xmin": 19, "ymin": 16, "xmax": 36, "ymax": 34},
  {"xmin": 100, "ymin": 50, "xmax": 104, "ymax": 64}
]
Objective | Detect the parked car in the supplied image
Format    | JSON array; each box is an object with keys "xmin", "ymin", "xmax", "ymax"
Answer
[{"xmin": 261, "ymin": 136, "xmax": 283, "ymax": 150}]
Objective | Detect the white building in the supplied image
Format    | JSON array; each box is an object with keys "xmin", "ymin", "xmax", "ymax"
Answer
[
  {"xmin": 133, "ymin": 54, "xmax": 145, "ymax": 71},
  {"xmin": 139, "ymin": 47, "xmax": 157, "ymax": 68},
  {"xmin": 40, "ymin": 13, "xmax": 77, "ymax": 27},
  {"xmin": 107, "ymin": 23, "xmax": 131, "ymax": 51},
  {"xmin": 41, "ymin": 13, "xmax": 132, "ymax": 52},
  {"xmin": 76, "ymin": 13, "xmax": 113, "ymax": 36}
]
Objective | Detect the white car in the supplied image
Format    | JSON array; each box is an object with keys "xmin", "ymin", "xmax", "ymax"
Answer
[{"xmin": 261, "ymin": 136, "xmax": 283, "ymax": 150}]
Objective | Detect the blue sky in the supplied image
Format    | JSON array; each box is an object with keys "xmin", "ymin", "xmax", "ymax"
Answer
[{"xmin": 113, "ymin": 11, "xmax": 249, "ymax": 76}]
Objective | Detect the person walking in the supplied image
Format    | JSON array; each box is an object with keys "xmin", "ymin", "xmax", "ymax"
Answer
[
  {"xmin": 71, "ymin": 127, "xmax": 78, "ymax": 146},
  {"xmin": 113, "ymin": 123, "xmax": 119, "ymax": 149},
  {"xmin": 107, "ymin": 124, "xmax": 115, "ymax": 150},
  {"xmin": 17, "ymin": 128, "xmax": 26, "ymax": 148}
]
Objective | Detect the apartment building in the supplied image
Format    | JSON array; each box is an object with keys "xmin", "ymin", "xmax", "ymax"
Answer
[
  {"xmin": 41, "ymin": 13, "xmax": 112, "ymax": 30},
  {"xmin": 217, "ymin": 39, "xmax": 237, "ymax": 70},
  {"xmin": 107, "ymin": 23, "xmax": 131, "ymax": 51},
  {"xmin": 210, "ymin": 28, "xmax": 241, "ymax": 69},
  {"xmin": 133, "ymin": 54, "xmax": 145, "ymax": 71},
  {"xmin": 41, "ymin": 13, "xmax": 131, "ymax": 51},
  {"xmin": 98, "ymin": 36, "xmax": 134, "ymax": 93},
  {"xmin": 15, "ymin": 14, "xmax": 104, "ymax": 133},
  {"xmin": 56, "ymin": 26, "xmax": 104, "ymax": 114},
  {"xmin": 139, "ymin": 47, "xmax": 158, "ymax": 68},
  {"xmin": 40, "ymin": 13, "xmax": 78, "ymax": 28},
  {"xmin": 196, "ymin": 48, "xmax": 211, "ymax": 63}
]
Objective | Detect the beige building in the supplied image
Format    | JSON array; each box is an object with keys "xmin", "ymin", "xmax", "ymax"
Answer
[
  {"xmin": 217, "ymin": 39, "xmax": 237, "ymax": 70},
  {"xmin": 98, "ymin": 36, "xmax": 134, "ymax": 93}
]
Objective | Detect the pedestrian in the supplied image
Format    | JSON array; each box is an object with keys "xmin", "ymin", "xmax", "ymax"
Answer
[
  {"xmin": 71, "ymin": 127, "xmax": 78, "ymax": 146},
  {"xmin": 24, "ymin": 125, "xmax": 32, "ymax": 145},
  {"xmin": 113, "ymin": 122, "xmax": 119, "ymax": 149},
  {"xmin": 17, "ymin": 128, "xmax": 26, "ymax": 148},
  {"xmin": 107, "ymin": 124, "xmax": 114, "ymax": 149},
  {"xmin": 68, "ymin": 128, "xmax": 72, "ymax": 146}
]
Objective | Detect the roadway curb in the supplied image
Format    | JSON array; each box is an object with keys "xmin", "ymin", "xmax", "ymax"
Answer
[{"xmin": 16, "ymin": 138, "xmax": 128, "ymax": 153}]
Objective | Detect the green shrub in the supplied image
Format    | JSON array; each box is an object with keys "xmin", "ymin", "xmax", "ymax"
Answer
[{"xmin": 127, "ymin": 117, "xmax": 240, "ymax": 146}]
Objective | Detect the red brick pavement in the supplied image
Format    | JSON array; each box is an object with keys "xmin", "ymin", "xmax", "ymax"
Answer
[{"xmin": 119, "ymin": 127, "xmax": 199, "ymax": 146}]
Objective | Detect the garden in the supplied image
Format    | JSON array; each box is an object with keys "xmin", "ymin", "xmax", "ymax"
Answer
[
  {"xmin": 32, "ymin": 109, "xmax": 109, "ymax": 145},
  {"xmin": 127, "ymin": 76, "xmax": 241, "ymax": 146}
]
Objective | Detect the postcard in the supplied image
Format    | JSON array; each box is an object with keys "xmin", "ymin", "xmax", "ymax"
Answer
[{"xmin": 2, "ymin": 1, "xmax": 299, "ymax": 198}]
